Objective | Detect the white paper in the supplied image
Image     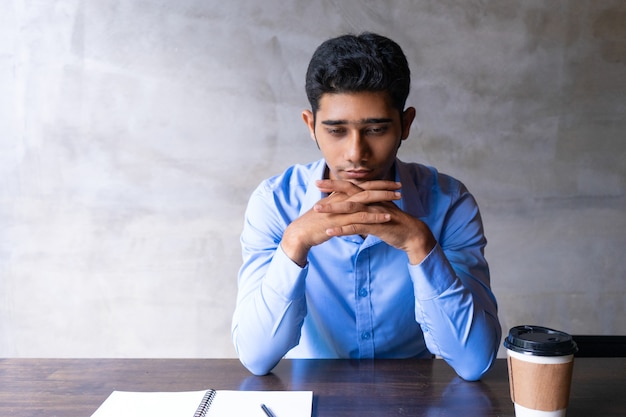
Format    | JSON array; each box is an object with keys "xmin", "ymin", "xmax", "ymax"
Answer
[{"xmin": 91, "ymin": 389, "xmax": 313, "ymax": 417}]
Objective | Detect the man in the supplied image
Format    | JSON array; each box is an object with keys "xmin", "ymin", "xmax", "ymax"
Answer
[{"xmin": 232, "ymin": 32, "xmax": 501, "ymax": 381}]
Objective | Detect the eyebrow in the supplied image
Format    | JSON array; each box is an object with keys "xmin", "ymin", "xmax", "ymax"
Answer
[{"xmin": 321, "ymin": 118, "xmax": 394, "ymax": 126}]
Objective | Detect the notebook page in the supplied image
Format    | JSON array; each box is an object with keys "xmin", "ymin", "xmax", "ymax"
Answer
[
  {"xmin": 207, "ymin": 390, "xmax": 312, "ymax": 417},
  {"xmin": 91, "ymin": 390, "xmax": 208, "ymax": 417}
]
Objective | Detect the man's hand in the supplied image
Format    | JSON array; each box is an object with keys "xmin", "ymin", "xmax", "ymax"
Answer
[
  {"xmin": 316, "ymin": 180, "xmax": 437, "ymax": 264},
  {"xmin": 281, "ymin": 180, "xmax": 436, "ymax": 266},
  {"xmin": 280, "ymin": 180, "xmax": 397, "ymax": 266}
]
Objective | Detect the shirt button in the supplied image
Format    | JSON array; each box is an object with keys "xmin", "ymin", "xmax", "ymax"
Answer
[
  {"xmin": 358, "ymin": 288, "xmax": 368, "ymax": 297},
  {"xmin": 361, "ymin": 332, "xmax": 371, "ymax": 340}
]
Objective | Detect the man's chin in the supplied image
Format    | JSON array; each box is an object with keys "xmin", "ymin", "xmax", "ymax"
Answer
[
  {"xmin": 340, "ymin": 174, "xmax": 383, "ymax": 185},
  {"xmin": 346, "ymin": 179, "xmax": 369, "ymax": 185},
  {"xmin": 329, "ymin": 168, "xmax": 384, "ymax": 183}
]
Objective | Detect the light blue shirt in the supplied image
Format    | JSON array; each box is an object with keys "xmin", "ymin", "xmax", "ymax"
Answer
[{"xmin": 232, "ymin": 159, "xmax": 501, "ymax": 380}]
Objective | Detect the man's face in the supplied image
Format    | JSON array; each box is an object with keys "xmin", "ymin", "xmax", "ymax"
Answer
[{"xmin": 302, "ymin": 91, "xmax": 415, "ymax": 183}]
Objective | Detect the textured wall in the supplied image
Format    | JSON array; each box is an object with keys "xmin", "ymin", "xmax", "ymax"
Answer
[{"xmin": 1, "ymin": 0, "xmax": 624, "ymax": 358}]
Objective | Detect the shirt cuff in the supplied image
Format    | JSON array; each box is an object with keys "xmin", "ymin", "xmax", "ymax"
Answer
[
  {"xmin": 409, "ymin": 243, "xmax": 457, "ymax": 300},
  {"xmin": 263, "ymin": 244, "xmax": 308, "ymax": 301}
]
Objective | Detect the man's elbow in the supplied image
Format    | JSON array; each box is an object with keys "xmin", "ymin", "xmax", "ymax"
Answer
[
  {"xmin": 233, "ymin": 335, "xmax": 278, "ymax": 375},
  {"xmin": 452, "ymin": 349, "xmax": 498, "ymax": 381},
  {"xmin": 238, "ymin": 355, "xmax": 278, "ymax": 376},
  {"xmin": 455, "ymin": 362, "xmax": 490, "ymax": 381}
]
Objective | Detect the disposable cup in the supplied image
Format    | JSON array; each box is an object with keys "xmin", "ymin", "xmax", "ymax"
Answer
[{"xmin": 503, "ymin": 325, "xmax": 578, "ymax": 417}]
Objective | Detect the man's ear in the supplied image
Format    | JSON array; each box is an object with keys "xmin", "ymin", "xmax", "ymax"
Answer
[
  {"xmin": 302, "ymin": 109, "xmax": 316, "ymax": 142},
  {"xmin": 401, "ymin": 107, "xmax": 416, "ymax": 140}
]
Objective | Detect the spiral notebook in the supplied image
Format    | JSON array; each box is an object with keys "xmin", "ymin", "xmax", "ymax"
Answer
[{"xmin": 90, "ymin": 389, "xmax": 313, "ymax": 417}]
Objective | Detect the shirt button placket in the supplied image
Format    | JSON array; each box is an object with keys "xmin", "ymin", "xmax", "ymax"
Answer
[{"xmin": 355, "ymin": 247, "xmax": 374, "ymax": 358}]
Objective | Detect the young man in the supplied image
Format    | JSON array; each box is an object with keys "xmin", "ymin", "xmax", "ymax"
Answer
[{"xmin": 232, "ymin": 33, "xmax": 501, "ymax": 381}]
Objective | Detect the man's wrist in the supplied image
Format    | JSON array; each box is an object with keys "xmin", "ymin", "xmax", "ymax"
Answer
[
  {"xmin": 406, "ymin": 233, "xmax": 437, "ymax": 265},
  {"xmin": 280, "ymin": 227, "xmax": 310, "ymax": 267}
]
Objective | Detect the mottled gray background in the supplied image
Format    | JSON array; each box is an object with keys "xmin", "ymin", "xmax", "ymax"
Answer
[{"xmin": 1, "ymin": 0, "xmax": 624, "ymax": 358}]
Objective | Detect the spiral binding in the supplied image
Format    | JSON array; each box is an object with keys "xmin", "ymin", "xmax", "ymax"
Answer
[{"xmin": 193, "ymin": 389, "xmax": 216, "ymax": 417}]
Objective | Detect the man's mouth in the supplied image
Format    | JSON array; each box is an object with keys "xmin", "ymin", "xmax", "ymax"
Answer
[{"xmin": 343, "ymin": 169, "xmax": 372, "ymax": 180}]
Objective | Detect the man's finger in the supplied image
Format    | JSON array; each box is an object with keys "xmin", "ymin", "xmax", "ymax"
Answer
[
  {"xmin": 316, "ymin": 179, "xmax": 365, "ymax": 196},
  {"xmin": 324, "ymin": 213, "xmax": 391, "ymax": 236},
  {"xmin": 357, "ymin": 180, "xmax": 402, "ymax": 191},
  {"xmin": 348, "ymin": 189, "xmax": 401, "ymax": 204}
]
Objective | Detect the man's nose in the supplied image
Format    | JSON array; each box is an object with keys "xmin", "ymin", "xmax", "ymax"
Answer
[{"xmin": 346, "ymin": 132, "xmax": 369, "ymax": 163}]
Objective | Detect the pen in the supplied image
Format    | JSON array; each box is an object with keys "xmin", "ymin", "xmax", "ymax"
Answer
[{"xmin": 260, "ymin": 403, "xmax": 277, "ymax": 417}]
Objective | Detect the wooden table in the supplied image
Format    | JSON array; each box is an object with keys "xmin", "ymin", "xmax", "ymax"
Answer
[{"xmin": 1, "ymin": 358, "xmax": 624, "ymax": 416}]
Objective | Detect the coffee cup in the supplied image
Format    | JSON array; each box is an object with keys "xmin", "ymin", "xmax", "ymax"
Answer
[{"xmin": 503, "ymin": 325, "xmax": 578, "ymax": 417}]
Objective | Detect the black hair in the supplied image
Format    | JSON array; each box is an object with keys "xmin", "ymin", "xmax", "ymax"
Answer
[{"xmin": 305, "ymin": 32, "xmax": 411, "ymax": 115}]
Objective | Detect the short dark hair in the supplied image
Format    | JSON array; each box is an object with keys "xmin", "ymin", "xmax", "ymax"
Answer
[{"xmin": 305, "ymin": 32, "xmax": 411, "ymax": 115}]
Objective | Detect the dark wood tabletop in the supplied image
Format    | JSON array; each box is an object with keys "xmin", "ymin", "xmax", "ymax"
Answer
[{"xmin": 0, "ymin": 357, "xmax": 624, "ymax": 416}]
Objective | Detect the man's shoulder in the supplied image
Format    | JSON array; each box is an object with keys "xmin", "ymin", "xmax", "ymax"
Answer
[
  {"xmin": 246, "ymin": 160, "xmax": 324, "ymax": 223},
  {"xmin": 262, "ymin": 159, "xmax": 324, "ymax": 192},
  {"xmin": 397, "ymin": 160, "xmax": 464, "ymax": 192}
]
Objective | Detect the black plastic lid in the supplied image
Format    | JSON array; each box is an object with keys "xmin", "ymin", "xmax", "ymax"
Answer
[{"xmin": 503, "ymin": 325, "xmax": 578, "ymax": 356}]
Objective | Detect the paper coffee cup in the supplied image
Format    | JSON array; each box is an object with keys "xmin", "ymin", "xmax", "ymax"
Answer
[{"xmin": 504, "ymin": 326, "xmax": 578, "ymax": 417}]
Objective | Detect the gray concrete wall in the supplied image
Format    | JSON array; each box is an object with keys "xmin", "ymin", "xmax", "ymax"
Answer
[{"xmin": 1, "ymin": 0, "xmax": 624, "ymax": 358}]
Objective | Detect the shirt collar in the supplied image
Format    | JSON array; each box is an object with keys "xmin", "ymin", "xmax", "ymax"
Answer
[
  {"xmin": 299, "ymin": 159, "xmax": 328, "ymax": 216},
  {"xmin": 395, "ymin": 159, "xmax": 427, "ymax": 219}
]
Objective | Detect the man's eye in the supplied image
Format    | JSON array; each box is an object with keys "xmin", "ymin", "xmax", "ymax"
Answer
[
  {"xmin": 326, "ymin": 128, "xmax": 346, "ymax": 136},
  {"xmin": 366, "ymin": 125, "xmax": 388, "ymax": 135}
]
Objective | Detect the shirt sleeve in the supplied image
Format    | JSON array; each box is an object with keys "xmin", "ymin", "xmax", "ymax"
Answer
[
  {"xmin": 231, "ymin": 184, "xmax": 309, "ymax": 376},
  {"xmin": 409, "ymin": 189, "xmax": 501, "ymax": 381}
]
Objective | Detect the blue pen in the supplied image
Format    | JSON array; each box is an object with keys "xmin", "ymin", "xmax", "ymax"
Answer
[{"xmin": 260, "ymin": 403, "xmax": 277, "ymax": 417}]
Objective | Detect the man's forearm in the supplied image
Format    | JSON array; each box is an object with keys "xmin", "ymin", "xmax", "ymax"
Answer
[
  {"xmin": 418, "ymin": 283, "xmax": 500, "ymax": 381},
  {"xmin": 233, "ymin": 246, "xmax": 308, "ymax": 375},
  {"xmin": 410, "ymin": 244, "xmax": 501, "ymax": 381}
]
